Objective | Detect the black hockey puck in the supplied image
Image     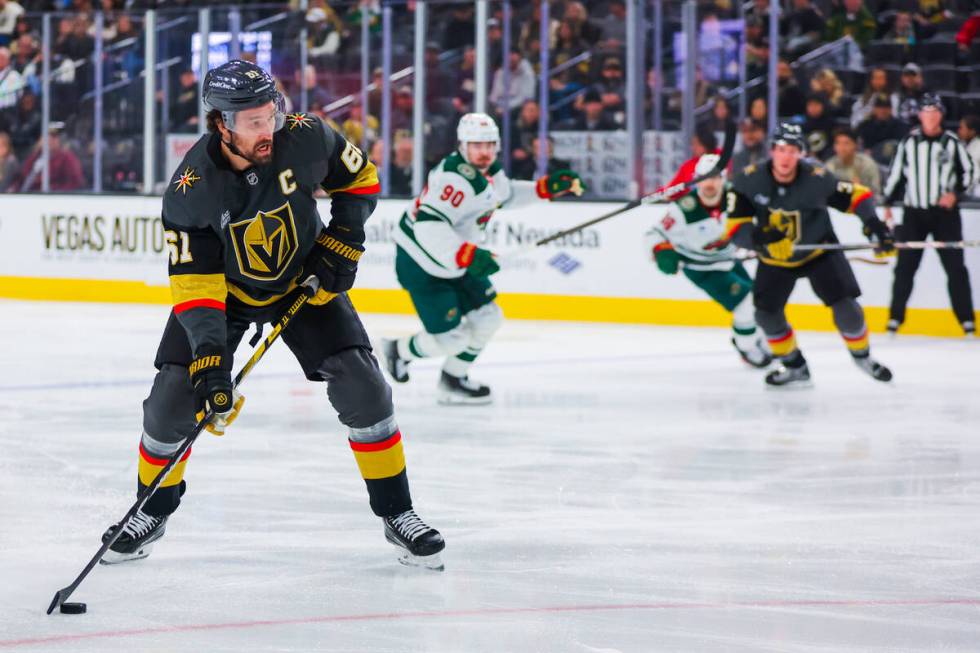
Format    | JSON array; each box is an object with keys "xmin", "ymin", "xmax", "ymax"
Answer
[{"xmin": 59, "ymin": 602, "xmax": 87, "ymax": 614}]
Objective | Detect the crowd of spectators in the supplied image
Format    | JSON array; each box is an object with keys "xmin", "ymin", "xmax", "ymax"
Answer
[{"xmin": 0, "ymin": 0, "xmax": 977, "ymax": 197}]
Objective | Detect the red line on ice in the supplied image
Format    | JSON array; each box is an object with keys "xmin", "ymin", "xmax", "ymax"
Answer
[{"xmin": 3, "ymin": 598, "xmax": 980, "ymax": 648}]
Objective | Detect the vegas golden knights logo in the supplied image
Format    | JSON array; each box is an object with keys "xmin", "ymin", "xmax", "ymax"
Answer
[
  {"xmin": 229, "ymin": 202, "xmax": 299, "ymax": 281},
  {"xmin": 767, "ymin": 209, "xmax": 802, "ymax": 243}
]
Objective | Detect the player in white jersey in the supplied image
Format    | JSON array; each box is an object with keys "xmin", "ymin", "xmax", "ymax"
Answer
[
  {"xmin": 381, "ymin": 113, "xmax": 584, "ymax": 404},
  {"xmin": 645, "ymin": 155, "xmax": 771, "ymax": 368}
]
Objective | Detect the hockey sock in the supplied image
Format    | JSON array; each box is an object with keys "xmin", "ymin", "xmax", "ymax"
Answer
[
  {"xmin": 137, "ymin": 436, "xmax": 191, "ymax": 516},
  {"xmin": 731, "ymin": 295, "xmax": 759, "ymax": 351},
  {"xmin": 349, "ymin": 424, "xmax": 412, "ymax": 516},
  {"xmin": 831, "ymin": 298, "xmax": 870, "ymax": 357},
  {"xmin": 441, "ymin": 303, "xmax": 503, "ymax": 378},
  {"xmin": 396, "ymin": 327, "xmax": 468, "ymax": 361}
]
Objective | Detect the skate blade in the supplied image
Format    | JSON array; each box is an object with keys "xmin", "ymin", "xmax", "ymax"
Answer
[
  {"xmin": 764, "ymin": 379, "xmax": 813, "ymax": 390},
  {"xmin": 99, "ymin": 543, "xmax": 153, "ymax": 565},
  {"xmin": 437, "ymin": 392, "xmax": 492, "ymax": 406},
  {"xmin": 396, "ymin": 550, "xmax": 445, "ymax": 572}
]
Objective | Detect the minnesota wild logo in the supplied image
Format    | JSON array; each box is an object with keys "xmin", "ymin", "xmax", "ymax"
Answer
[
  {"xmin": 228, "ymin": 202, "xmax": 299, "ymax": 280},
  {"xmin": 286, "ymin": 113, "xmax": 314, "ymax": 131}
]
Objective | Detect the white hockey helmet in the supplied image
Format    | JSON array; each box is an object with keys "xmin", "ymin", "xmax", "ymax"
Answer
[
  {"xmin": 694, "ymin": 153, "xmax": 723, "ymax": 179},
  {"xmin": 457, "ymin": 112, "xmax": 500, "ymax": 161}
]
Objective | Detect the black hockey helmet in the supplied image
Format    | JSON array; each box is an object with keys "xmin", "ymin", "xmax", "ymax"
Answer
[
  {"xmin": 203, "ymin": 60, "xmax": 285, "ymax": 133},
  {"xmin": 771, "ymin": 122, "xmax": 806, "ymax": 152},
  {"xmin": 915, "ymin": 92, "xmax": 945, "ymax": 114}
]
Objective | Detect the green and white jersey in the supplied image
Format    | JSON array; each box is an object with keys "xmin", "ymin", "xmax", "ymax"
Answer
[
  {"xmin": 645, "ymin": 189, "xmax": 737, "ymax": 272},
  {"xmin": 393, "ymin": 151, "xmax": 541, "ymax": 278}
]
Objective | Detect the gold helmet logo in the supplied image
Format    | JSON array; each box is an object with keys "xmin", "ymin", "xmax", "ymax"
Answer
[{"xmin": 229, "ymin": 202, "xmax": 299, "ymax": 280}]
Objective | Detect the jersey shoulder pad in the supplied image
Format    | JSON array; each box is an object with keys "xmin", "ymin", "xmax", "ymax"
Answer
[
  {"xmin": 280, "ymin": 112, "xmax": 332, "ymax": 163},
  {"xmin": 163, "ymin": 137, "xmax": 220, "ymax": 229},
  {"xmin": 441, "ymin": 152, "xmax": 489, "ymax": 194}
]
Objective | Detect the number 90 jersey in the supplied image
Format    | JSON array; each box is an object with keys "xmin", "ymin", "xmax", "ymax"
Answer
[{"xmin": 393, "ymin": 151, "xmax": 513, "ymax": 279}]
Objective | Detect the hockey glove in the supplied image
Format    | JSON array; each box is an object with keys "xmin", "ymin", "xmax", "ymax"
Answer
[
  {"xmin": 653, "ymin": 242, "xmax": 680, "ymax": 275},
  {"xmin": 753, "ymin": 225, "xmax": 793, "ymax": 261},
  {"xmin": 189, "ymin": 349, "xmax": 243, "ymax": 436},
  {"xmin": 863, "ymin": 221, "xmax": 897, "ymax": 258},
  {"xmin": 456, "ymin": 242, "xmax": 500, "ymax": 277},
  {"xmin": 536, "ymin": 169, "xmax": 586, "ymax": 199},
  {"xmin": 303, "ymin": 229, "xmax": 364, "ymax": 295}
]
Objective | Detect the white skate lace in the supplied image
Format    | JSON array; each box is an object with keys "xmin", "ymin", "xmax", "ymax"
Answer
[
  {"xmin": 389, "ymin": 510, "xmax": 431, "ymax": 541},
  {"xmin": 121, "ymin": 511, "xmax": 159, "ymax": 539}
]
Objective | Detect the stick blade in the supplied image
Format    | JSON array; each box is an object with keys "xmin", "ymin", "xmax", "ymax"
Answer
[{"xmin": 47, "ymin": 588, "xmax": 69, "ymax": 615}]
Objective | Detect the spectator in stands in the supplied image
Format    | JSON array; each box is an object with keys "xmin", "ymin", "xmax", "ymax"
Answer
[
  {"xmin": 11, "ymin": 32, "xmax": 37, "ymax": 95},
  {"xmin": 959, "ymin": 114, "xmax": 980, "ymax": 197},
  {"xmin": 56, "ymin": 15, "xmax": 93, "ymax": 62},
  {"xmin": 0, "ymin": 0, "xmax": 24, "ymax": 49},
  {"xmin": 897, "ymin": 63, "xmax": 928, "ymax": 123},
  {"xmin": 809, "ymin": 68, "xmax": 847, "ymax": 120},
  {"xmin": 549, "ymin": 70, "xmax": 585, "ymax": 124},
  {"xmin": 13, "ymin": 122, "xmax": 84, "ymax": 192},
  {"xmin": 390, "ymin": 86, "xmax": 415, "ymax": 132},
  {"xmin": 568, "ymin": 89, "xmax": 618, "ymax": 131},
  {"xmin": 511, "ymin": 99, "xmax": 540, "ymax": 155},
  {"xmin": 449, "ymin": 46, "xmax": 476, "ymax": 113},
  {"xmin": 668, "ymin": 125, "xmax": 720, "ymax": 191},
  {"xmin": 291, "ymin": 64, "xmax": 331, "ymax": 115},
  {"xmin": 824, "ymin": 0, "xmax": 876, "ymax": 49},
  {"xmin": 703, "ymin": 95, "xmax": 735, "ymax": 134},
  {"xmin": 851, "ymin": 66, "xmax": 899, "ymax": 129},
  {"xmin": 731, "ymin": 118, "xmax": 767, "ymax": 172},
  {"xmin": 562, "ymin": 1, "xmax": 601, "ymax": 47},
  {"xmin": 858, "ymin": 92, "xmax": 910, "ymax": 154},
  {"xmin": 915, "ymin": 0, "xmax": 953, "ymax": 26},
  {"xmin": 595, "ymin": 0, "xmax": 626, "ymax": 48},
  {"xmin": 749, "ymin": 95, "xmax": 768, "ymax": 126},
  {"xmin": 307, "ymin": 4, "xmax": 346, "ymax": 64},
  {"xmin": 519, "ymin": 3, "xmax": 557, "ymax": 55},
  {"xmin": 0, "ymin": 130, "xmax": 16, "ymax": 192},
  {"xmin": 826, "ymin": 126, "xmax": 882, "ymax": 195},
  {"xmin": 512, "ymin": 135, "xmax": 573, "ymax": 181},
  {"xmin": 781, "ymin": 0, "xmax": 825, "ymax": 58},
  {"xmin": 956, "ymin": 10, "xmax": 980, "ymax": 52},
  {"xmin": 387, "ymin": 132, "xmax": 414, "ymax": 197},
  {"xmin": 746, "ymin": 0, "xmax": 772, "ymax": 35},
  {"xmin": 744, "ymin": 16, "xmax": 769, "ymax": 79},
  {"xmin": 554, "ymin": 19, "xmax": 590, "ymax": 83},
  {"xmin": 341, "ymin": 102, "xmax": 378, "ymax": 148},
  {"xmin": 803, "ymin": 93, "xmax": 836, "ymax": 161},
  {"xmin": 487, "ymin": 18, "xmax": 503, "ymax": 66},
  {"xmin": 0, "ymin": 46, "xmax": 23, "ymax": 111},
  {"xmin": 441, "ymin": 4, "xmax": 474, "ymax": 51},
  {"xmin": 489, "ymin": 49, "xmax": 536, "ymax": 114},
  {"xmin": 593, "ymin": 56, "xmax": 626, "ymax": 118},
  {"xmin": 169, "ymin": 68, "xmax": 199, "ymax": 133},
  {"xmin": 881, "ymin": 9, "xmax": 937, "ymax": 51},
  {"xmin": 777, "ymin": 57, "xmax": 806, "ymax": 118},
  {"xmin": 8, "ymin": 88, "xmax": 38, "ymax": 156}
]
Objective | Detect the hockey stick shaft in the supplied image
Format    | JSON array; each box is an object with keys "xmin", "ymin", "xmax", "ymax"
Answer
[
  {"xmin": 793, "ymin": 240, "xmax": 980, "ymax": 252},
  {"xmin": 532, "ymin": 121, "xmax": 738, "ymax": 248},
  {"xmin": 46, "ymin": 279, "xmax": 326, "ymax": 615}
]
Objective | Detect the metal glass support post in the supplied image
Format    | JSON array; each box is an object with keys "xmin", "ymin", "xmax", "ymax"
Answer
[
  {"xmin": 380, "ymin": 2, "xmax": 392, "ymax": 196},
  {"xmin": 652, "ymin": 0, "xmax": 662, "ymax": 132},
  {"xmin": 412, "ymin": 1, "xmax": 426, "ymax": 196},
  {"xmin": 501, "ymin": 0, "xmax": 512, "ymax": 174},
  {"xmin": 93, "ymin": 11, "xmax": 104, "ymax": 192},
  {"xmin": 474, "ymin": 0, "xmax": 488, "ymax": 114},
  {"xmin": 535, "ymin": 0, "xmax": 549, "ymax": 177},
  {"xmin": 737, "ymin": 0, "xmax": 746, "ymax": 121},
  {"xmin": 300, "ymin": 0, "xmax": 309, "ymax": 112},
  {"xmin": 360, "ymin": 3, "xmax": 369, "ymax": 153},
  {"xmin": 681, "ymin": 1, "xmax": 696, "ymax": 153},
  {"xmin": 626, "ymin": 0, "xmax": 644, "ymax": 199},
  {"xmin": 41, "ymin": 13, "xmax": 51, "ymax": 192},
  {"xmin": 767, "ymin": 0, "xmax": 779, "ymax": 138},
  {"xmin": 229, "ymin": 8, "xmax": 241, "ymax": 61},
  {"xmin": 198, "ymin": 8, "xmax": 210, "ymax": 136},
  {"xmin": 144, "ymin": 9, "xmax": 157, "ymax": 194}
]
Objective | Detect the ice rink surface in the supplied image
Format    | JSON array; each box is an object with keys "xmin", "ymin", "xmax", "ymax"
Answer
[{"xmin": 1, "ymin": 299, "xmax": 979, "ymax": 652}]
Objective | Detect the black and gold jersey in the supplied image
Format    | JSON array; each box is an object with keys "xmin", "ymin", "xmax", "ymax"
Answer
[
  {"xmin": 161, "ymin": 112, "xmax": 379, "ymax": 356},
  {"xmin": 723, "ymin": 160, "xmax": 874, "ymax": 267}
]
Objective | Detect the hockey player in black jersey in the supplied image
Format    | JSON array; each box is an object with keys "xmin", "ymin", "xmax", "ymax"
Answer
[
  {"xmin": 719, "ymin": 123, "xmax": 897, "ymax": 387},
  {"xmin": 100, "ymin": 61, "xmax": 444, "ymax": 570}
]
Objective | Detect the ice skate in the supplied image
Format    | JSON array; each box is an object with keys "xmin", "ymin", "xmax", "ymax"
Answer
[
  {"xmin": 380, "ymin": 338, "xmax": 410, "ymax": 383},
  {"xmin": 852, "ymin": 355, "xmax": 893, "ymax": 382},
  {"xmin": 732, "ymin": 337, "xmax": 773, "ymax": 369},
  {"xmin": 765, "ymin": 361, "xmax": 812, "ymax": 388},
  {"xmin": 383, "ymin": 509, "xmax": 445, "ymax": 571},
  {"xmin": 437, "ymin": 371, "xmax": 491, "ymax": 405},
  {"xmin": 886, "ymin": 319, "xmax": 900, "ymax": 337},
  {"xmin": 100, "ymin": 510, "xmax": 168, "ymax": 565}
]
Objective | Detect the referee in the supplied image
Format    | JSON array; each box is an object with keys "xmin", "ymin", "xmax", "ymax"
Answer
[{"xmin": 883, "ymin": 93, "xmax": 978, "ymax": 336}]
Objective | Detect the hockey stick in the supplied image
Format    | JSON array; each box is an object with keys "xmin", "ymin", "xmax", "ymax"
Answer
[
  {"xmin": 792, "ymin": 240, "xmax": 980, "ymax": 252},
  {"xmin": 733, "ymin": 249, "xmax": 889, "ymax": 266},
  {"xmin": 46, "ymin": 278, "xmax": 328, "ymax": 615},
  {"xmin": 531, "ymin": 121, "xmax": 738, "ymax": 249}
]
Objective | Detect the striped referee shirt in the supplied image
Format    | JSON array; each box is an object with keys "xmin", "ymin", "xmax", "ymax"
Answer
[{"xmin": 883, "ymin": 129, "xmax": 977, "ymax": 209}]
